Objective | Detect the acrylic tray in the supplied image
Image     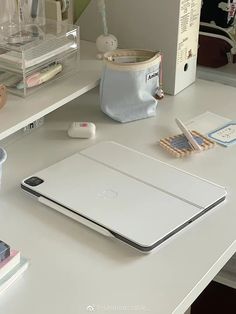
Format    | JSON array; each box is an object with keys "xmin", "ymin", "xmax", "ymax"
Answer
[{"xmin": 0, "ymin": 19, "xmax": 79, "ymax": 97}]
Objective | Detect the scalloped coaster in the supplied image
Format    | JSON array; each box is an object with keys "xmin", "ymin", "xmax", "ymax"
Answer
[{"xmin": 160, "ymin": 130, "xmax": 215, "ymax": 157}]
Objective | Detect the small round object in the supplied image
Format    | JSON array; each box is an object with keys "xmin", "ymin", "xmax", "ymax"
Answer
[
  {"xmin": 0, "ymin": 84, "xmax": 7, "ymax": 110},
  {"xmin": 96, "ymin": 34, "xmax": 118, "ymax": 54}
]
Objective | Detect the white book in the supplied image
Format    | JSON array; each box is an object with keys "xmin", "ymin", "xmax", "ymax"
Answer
[
  {"xmin": 0, "ymin": 257, "xmax": 29, "ymax": 295},
  {"xmin": 0, "ymin": 250, "xmax": 21, "ymax": 281}
]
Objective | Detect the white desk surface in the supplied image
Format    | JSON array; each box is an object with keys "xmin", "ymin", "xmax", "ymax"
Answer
[{"xmin": 0, "ymin": 78, "xmax": 236, "ymax": 313}]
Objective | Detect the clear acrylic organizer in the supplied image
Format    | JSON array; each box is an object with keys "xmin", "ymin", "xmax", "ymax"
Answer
[{"xmin": 0, "ymin": 19, "xmax": 79, "ymax": 97}]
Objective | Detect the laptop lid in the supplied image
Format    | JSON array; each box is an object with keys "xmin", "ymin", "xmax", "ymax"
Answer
[{"xmin": 21, "ymin": 141, "xmax": 226, "ymax": 252}]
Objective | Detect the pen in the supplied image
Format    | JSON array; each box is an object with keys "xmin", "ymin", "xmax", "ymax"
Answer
[
  {"xmin": 16, "ymin": 0, "xmax": 24, "ymax": 25},
  {"xmin": 30, "ymin": 0, "xmax": 39, "ymax": 37},
  {"xmin": 31, "ymin": 0, "xmax": 39, "ymax": 20},
  {"xmin": 175, "ymin": 118, "xmax": 202, "ymax": 151}
]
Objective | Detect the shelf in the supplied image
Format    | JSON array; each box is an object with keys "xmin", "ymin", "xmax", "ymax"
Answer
[
  {"xmin": 197, "ymin": 63, "xmax": 236, "ymax": 88},
  {"xmin": 0, "ymin": 40, "xmax": 102, "ymax": 141}
]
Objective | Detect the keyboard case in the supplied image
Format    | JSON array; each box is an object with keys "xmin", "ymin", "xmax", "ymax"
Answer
[{"xmin": 0, "ymin": 19, "xmax": 79, "ymax": 97}]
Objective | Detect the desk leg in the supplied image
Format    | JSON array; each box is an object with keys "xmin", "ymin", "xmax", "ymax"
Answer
[{"xmin": 184, "ymin": 307, "xmax": 191, "ymax": 314}]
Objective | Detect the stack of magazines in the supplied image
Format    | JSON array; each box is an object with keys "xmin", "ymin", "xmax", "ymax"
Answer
[{"xmin": 0, "ymin": 240, "xmax": 28, "ymax": 295}]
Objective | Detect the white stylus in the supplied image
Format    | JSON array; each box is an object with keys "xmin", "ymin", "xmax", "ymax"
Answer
[{"xmin": 175, "ymin": 118, "xmax": 202, "ymax": 151}]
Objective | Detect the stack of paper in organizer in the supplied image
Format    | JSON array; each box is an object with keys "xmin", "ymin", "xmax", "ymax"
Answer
[{"xmin": 0, "ymin": 241, "xmax": 28, "ymax": 295}]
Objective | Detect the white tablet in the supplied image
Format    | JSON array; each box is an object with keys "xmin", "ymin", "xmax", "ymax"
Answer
[{"xmin": 21, "ymin": 141, "xmax": 226, "ymax": 252}]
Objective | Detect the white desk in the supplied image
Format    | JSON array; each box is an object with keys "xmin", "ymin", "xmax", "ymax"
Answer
[{"xmin": 0, "ymin": 56, "xmax": 236, "ymax": 313}]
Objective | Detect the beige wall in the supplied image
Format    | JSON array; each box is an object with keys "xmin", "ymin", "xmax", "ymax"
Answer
[{"xmin": 78, "ymin": 0, "xmax": 201, "ymax": 95}]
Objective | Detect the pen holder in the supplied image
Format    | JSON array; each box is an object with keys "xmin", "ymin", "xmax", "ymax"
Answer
[
  {"xmin": 100, "ymin": 49, "xmax": 163, "ymax": 123},
  {"xmin": 0, "ymin": 148, "xmax": 7, "ymax": 190}
]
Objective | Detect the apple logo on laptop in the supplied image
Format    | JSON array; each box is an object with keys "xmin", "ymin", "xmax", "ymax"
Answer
[{"xmin": 97, "ymin": 189, "xmax": 118, "ymax": 200}]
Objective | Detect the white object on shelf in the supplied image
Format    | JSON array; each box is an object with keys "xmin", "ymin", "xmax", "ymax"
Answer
[
  {"xmin": 96, "ymin": 34, "xmax": 118, "ymax": 59},
  {"xmin": 67, "ymin": 121, "xmax": 96, "ymax": 138},
  {"xmin": 96, "ymin": 0, "xmax": 118, "ymax": 59}
]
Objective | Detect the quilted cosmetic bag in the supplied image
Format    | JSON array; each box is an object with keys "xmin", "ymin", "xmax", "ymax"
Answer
[
  {"xmin": 198, "ymin": 22, "xmax": 236, "ymax": 67},
  {"xmin": 100, "ymin": 49, "xmax": 163, "ymax": 123}
]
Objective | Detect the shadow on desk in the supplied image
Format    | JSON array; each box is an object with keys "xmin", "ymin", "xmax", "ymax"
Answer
[{"xmin": 191, "ymin": 281, "xmax": 236, "ymax": 314}]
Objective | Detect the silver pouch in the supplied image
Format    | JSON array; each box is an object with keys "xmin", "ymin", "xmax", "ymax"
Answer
[{"xmin": 100, "ymin": 49, "xmax": 163, "ymax": 123}]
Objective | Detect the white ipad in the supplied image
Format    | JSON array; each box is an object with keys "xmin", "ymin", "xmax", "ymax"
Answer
[{"xmin": 21, "ymin": 141, "xmax": 226, "ymax": 252}]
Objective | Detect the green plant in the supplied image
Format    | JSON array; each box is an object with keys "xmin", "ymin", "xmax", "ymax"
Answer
[{"xmin": 73, "ymin": 0, "xmax": 91, "ymax": 23}]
